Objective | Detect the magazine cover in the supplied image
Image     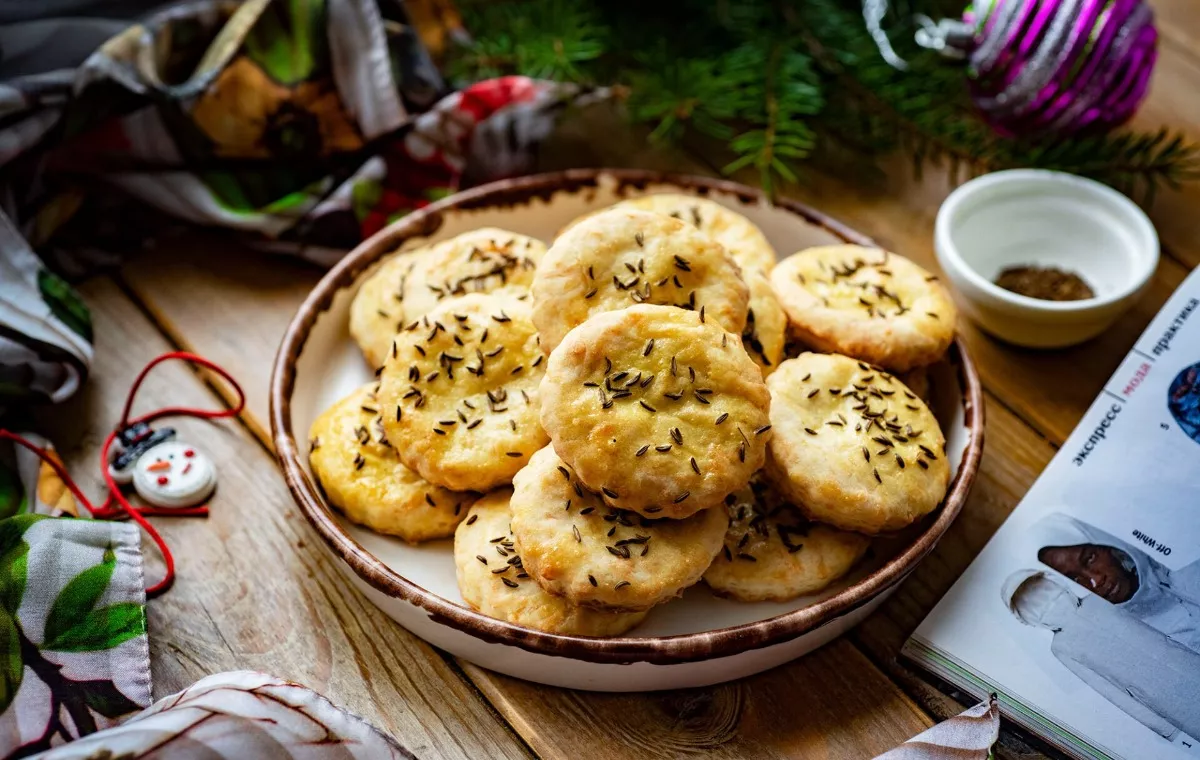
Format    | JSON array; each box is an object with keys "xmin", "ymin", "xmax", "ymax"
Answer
[{"xmin": 906, "ymin": 268, "xmax": 1200, "ymax": 760}]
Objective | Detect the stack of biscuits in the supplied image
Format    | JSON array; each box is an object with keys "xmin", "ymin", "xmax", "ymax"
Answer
[{"xmin": 308, "ymin": 195, "xmax": 958, "ymax": 636}]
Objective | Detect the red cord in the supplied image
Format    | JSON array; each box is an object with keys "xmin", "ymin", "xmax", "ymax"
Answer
[{"xmin": 0, "ymin": 351, "xmax": 244, "ymax": 598}]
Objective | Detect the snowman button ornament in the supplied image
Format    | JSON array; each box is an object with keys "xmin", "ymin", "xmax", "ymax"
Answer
[{"xmin": 108, "ymin": 423, "xmax": 217, "ymax": 508}]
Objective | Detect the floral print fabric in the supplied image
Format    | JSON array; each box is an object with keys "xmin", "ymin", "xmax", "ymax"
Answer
[
  {"xmin": 0, "ymin": 516, "xmax": 150, "ymax": 758},
  {"xmin": 0, "ymin": 242, "xmax": 93, "ymax": 409}
]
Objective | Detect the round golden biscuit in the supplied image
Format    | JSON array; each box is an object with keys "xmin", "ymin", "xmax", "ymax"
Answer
[
  {"xmin": 606, "ymin": 195, "xmax": 777, "ymax": 274},
  {"xmin": 351, "ymin": 231, "xmax": 544, "ymax": 368},
  {"xmin": 532, "ymin": 209, "xmax": 749, "ymax": 353},
  {"xmin": 399, "ymin": 228, "xmax": 545, "ymax": 320},
  {"xmin": 510, "ymin": 447, "xmax": 728, "ymax": 612},
  {"xmin": 770, "ymin": 245, "xmax": 957, "ymax": 371},
  {"xmin": 349, "ymin": 251, "xmax": 419, "ymax": 369},
  {"xmin": 765, "ymin": 353, "xmax": 951, "ymax": 534},
  {"xmin": 540, "ymin": 304, "xmax": 771, "ymax": 519},
  {"xmin": 455, "ymin": 490, "xmax": 647, "ymax": 635},
  {"xmin": 703, "ymin": 476, "xmax": 870, "ymax": 602},
  {"xmin": 308, "ymin": 384, "xmax": 475, "ymax": 542},
  {"xmin": 378, "ymin": 292, "xmax": 548, "ymax": 491},
  {"xmin": 742, "ymin": 268, "xmax": 786, "ymax": 377}
]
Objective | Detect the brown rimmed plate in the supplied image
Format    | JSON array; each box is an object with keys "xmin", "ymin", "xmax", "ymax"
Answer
[{"xmin": 270, "ymin": 169, "xmax": 984, "ymax": 691}]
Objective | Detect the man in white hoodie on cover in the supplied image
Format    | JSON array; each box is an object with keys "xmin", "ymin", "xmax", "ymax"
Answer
[
  {"xmin": 1004, "ymin": 570, "xmax": 1200, "ymax": 743},
  {"xmin": 1033, "ymin": 513, "xmax": 1200, "ymax": 654}
]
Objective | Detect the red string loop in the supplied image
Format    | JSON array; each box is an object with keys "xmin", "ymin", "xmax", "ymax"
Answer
[{"xmin": 0, "ymin": 351, "xmax": 243, "ymax": 598}]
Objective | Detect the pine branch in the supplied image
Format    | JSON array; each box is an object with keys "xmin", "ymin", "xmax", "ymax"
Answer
[
  {"xmin": 623, "ymin": 52, "xmax": 744, "ymax": 143},
  {"xmin": 615, "ymin": 3, "xmax": 824, "ymax": 192},
  {"xmin": 449, "ymin": 0, "xmax": 604, "ymax": 84},
  {"xmin": 721, "ymin": 42, "xmax": 822, "ymax": 192},
  {"xmin": 998, "ymin": 129, "xmax": 1200, "ymax": 204}
]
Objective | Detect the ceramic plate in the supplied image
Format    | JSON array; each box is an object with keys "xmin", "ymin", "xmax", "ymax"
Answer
[{"xmin": 270, "ymin": 169, "xmax": 984, "ymax": 691}]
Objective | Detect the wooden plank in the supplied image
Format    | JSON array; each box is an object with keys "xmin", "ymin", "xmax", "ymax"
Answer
[
  {"xmin": 34, "ymin": 277, "xmax": 532, "ymax": 760},
  {"xmin": 121, "ymin": 242, "xmax": 935, "ymax": 758},
  {"xmin": 463, "ymin": 641, "xmax": 931, "ymax": 760}
]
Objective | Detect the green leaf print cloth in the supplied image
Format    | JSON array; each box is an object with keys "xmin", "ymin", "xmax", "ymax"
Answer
[
  {"xmin": 0, "ymin": 515, "xmax": 151, "ymax": 757},
  {"xmin": 0, "ymin": 234, "xmax": 93, "ymax": 408}
]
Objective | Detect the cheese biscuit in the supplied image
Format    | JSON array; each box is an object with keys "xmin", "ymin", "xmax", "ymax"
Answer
[
  {"xmin": 455, "ymin": 490, "xmax": 647, "ymax": 635},
  {"xmin": 308, "ymin": 384, "xmax": 475, "ymax": 542},
  {"xmin": 742, "ymin": 268, "xmax": 786, "ymax": 377},
  {"xmin": 510, "ymin": 447, "xmax": 728, "ymax": 612},
  {"xmin": 348, "ymin": 251, "xmax": 420, "ymax": 369},
  {"xmin": 770, "ymin": 245, "xmax": 956, "ymax": 371},
  {"xmin": 594, "ymin": 194, "xmax": 777, "ymax": 274},
  {"xmin": 703, "ymin": 477, "xmax": 870, "ymax": 602},
  {"xmin": 533, "ymin": 209, "xmax": 748, "ymax": 353},
  {"xmin": 350, "ymin": 229, "xmax": 545, "ymax": 368},
  {"xmin": 764, "ymin": 353, "xmax": 950, "ymax": 534},
  {"xmin": 379, "ymin": 292, "xmax": 548, "ymax": 491},
  {"xmin": 399, "ymin": 228, "xmax": 545, "ymax": 320},
  {"xmin": 540, "ymin": 304, "xmax": 770, "ymax": 519}
]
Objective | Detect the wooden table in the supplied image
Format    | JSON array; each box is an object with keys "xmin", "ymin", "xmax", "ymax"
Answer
[{"xmin": 34, "ymin": 3, "xmax": 1200, "ymax": 756}]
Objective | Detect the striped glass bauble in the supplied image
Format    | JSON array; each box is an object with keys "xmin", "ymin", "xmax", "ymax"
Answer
[{"xmin": 963, "ymin": 0, "xmax": 1158, "ymax": 136}]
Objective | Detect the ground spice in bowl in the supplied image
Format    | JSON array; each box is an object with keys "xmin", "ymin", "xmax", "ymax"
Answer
[{"xmin": 994, "ymin": 265, "xmax": 1095, "ymax": 301}]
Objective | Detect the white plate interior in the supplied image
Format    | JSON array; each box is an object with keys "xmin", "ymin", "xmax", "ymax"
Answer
[{"xmin": 290, "ymin": 174, "xmax": 970, "ymax": 638}]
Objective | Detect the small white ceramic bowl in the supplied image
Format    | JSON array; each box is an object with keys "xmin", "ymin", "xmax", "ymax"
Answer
[{"xmin": 935, "ymin": 169, "xmax": 1158, "ymax": 348}]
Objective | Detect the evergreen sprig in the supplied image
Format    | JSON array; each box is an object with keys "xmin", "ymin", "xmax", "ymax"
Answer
[
  {"xmin": 449, "ymin": 0, "xmax": 1199, "ymax": 200},
  {"xmin": 448, "ymin": 0, "xmax": 605, "ymax": 82}
]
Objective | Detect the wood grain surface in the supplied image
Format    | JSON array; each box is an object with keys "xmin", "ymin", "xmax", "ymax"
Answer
[
  {"xmin": 49, "ymin": 3, "xmax": 1200, "ymax": 757},
  {"xmin": 35, "ymin": 279, "xmax": 532, "ymax": 760}
]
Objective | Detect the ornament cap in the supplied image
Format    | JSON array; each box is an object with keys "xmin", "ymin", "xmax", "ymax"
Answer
[{"xmin": 914, "ymin": 15, "xmax": 975, "ymax": 59}]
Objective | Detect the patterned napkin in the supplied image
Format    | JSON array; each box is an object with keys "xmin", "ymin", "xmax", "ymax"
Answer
[
  {"xmin": 875, "ymin": 696, "xmax": 1000, "ymax": 759},
  {"xmin": 0, "ymin": 515, "xmax": 151, "ymax": 757},
  {"xmin": 0, "ymin": 244, "xmax": 93, "ymax": 409},
  {"xmin": 31, "ymin": 671, "xmax": 413, "ymax": 759}
]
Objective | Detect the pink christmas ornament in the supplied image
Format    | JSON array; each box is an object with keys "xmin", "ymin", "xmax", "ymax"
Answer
[{"xmin": 963, "ymin": 0, "xmax": 1158, "ymax": 136}]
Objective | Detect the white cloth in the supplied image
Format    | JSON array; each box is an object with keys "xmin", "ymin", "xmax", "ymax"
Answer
[
  {"xmin": 1006, "ymin": 571, "xmax": 1200, "ymax": 739},
  {"xmin": 1034, "ymin": 513, "xmax": 1200, "ymax": 653},
  {"xmin": 33, "ymin": 671, "xmax": 413, "ymax": 759},
  {"xmin": 874, "ymin": 697, "xmax": 999, "ymax": 759}
]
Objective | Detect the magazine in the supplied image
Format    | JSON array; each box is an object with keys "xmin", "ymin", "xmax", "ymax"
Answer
[{"xmin": 905, "ymin": 268, "xmax": 1200, "ymax": 760}]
